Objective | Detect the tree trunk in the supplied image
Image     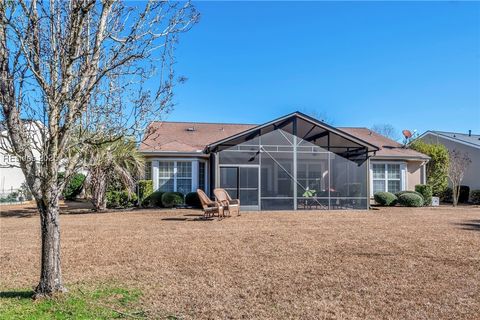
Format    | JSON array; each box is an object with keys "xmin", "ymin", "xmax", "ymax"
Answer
[
  {"xmin": 452, "ymin": 185, "xmax": 459, "ymax": 207},
  {"xmin": 91, "ymin": 169, "xmax": 107, "ymax": 211},
  {"xmin": 34, "ymin": 195, "xmax": 67, "ymax": 298}
]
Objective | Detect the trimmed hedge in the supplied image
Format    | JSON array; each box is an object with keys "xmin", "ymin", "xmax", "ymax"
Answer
[
  {"xmin": 161, "ymin": 192, "xmax": 184, "ymax": 208},
  {"xmin": 62, "ymin": 173, "xmax": 86, "ymax": 200},
  {"xmin": 173, "ymin": 192, "xmax": 184, "ymax": 201},
  {"xmin": 441, "ymin": 186, "xmax": 471, "ymax": 203},
  {"xmin": 374, "ymin": 192, "xmax": 397, "ymax": 206},
  {"xmin": 144, "ymin": 191, "xmax": 164, "ymax": 207},
  {"xmin": 398, "ymin": 193, "xmax": 423, "ymax": 207},
  {"xmin": 185, "ymin": 192, "xmax": 201, "ymax": 208},
  {"xmin": 470, "ymin": 190, "xmax": 480, "ymax": 204},
  {"xmin": 440, "ymin": 187, "xmax": 452, "ymax": 203},
  {"xmin": 415, "ymin": 184, "xmax": 432, "ymax": 206},
  {"xmin": 106, "ymin": 190, "xmax": 137, "ymax": 208},
  {"xmin": 459, "ymin": 185, "xmax": 470, "ymax": 203},
  {"xmin": 395, "ymin": 190, "xmax": 423, "ymax": 198},
  {"xmin": 137, "ymin": 180, "xmax": 153, "ymax": 206}
]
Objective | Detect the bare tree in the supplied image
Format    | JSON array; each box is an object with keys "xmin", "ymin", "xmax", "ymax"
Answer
[
  {"xmin": 0, "ymin": 0, "xmax": 198, "ymax": 297},
  {"xmin": 447, "ymin": 149, "xmax": 471, "ymax": 206},
  {"xmin": 371, "ymin": 124, "xmax": 400, "ymax": 141}
]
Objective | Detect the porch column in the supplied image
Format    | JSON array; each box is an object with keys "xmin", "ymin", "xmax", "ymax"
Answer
[
  {"xmin": 152, "ymin": 160, "xmax": 159, "ymax": 191},
  {"xmin": 192, "ymin": 159, "xmax": 199, "ymax": 192}
]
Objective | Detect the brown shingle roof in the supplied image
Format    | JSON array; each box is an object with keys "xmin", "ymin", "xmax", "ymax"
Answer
[
  {"xmin": 139, "ymin": 121, "xmax": 429, "ymax": 160},
  {"xmin": 340, "ymin": 127, "xmax": 429, "ymax": 160},
  {"xmin": 139, "ymin": 121, "xmax": 255, "ymax": 152}
]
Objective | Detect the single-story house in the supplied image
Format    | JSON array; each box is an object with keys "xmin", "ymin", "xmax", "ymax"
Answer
[
  {"xmin": 139, "ymin": 112, "xmax": 429, "ymax": 210},
  {"xmin": 417, "ymin": 130, "xmax": 479, "ymax": 191}
]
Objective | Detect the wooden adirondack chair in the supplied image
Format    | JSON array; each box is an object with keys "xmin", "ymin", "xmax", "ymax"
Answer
[
  {"xmin": 197, "ymin": 189, "xmax": 224, "ymax": 218},
  {"xmin": 213, "ymin": 188, "xmax": 240, "ymax": 216}
]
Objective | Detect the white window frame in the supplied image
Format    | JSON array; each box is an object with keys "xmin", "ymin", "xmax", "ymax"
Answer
[
  {"xmin": 155, "ymin": 160, "xmax": 194, "ymax": 193},
  {"xmin": 369, "ymin": 161, "xmax": 406, "ymax": 197}
]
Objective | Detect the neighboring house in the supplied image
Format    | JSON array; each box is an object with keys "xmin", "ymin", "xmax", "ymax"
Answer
[
  {"xmin": 139, "ymin": 112, "xmax": 429, "ymax": 210},
  {"xmin": 0, "ymin": 121, "xmax": 43, "ymax": 199},
  {"xmin": 417, "ymin": 130, "xmax": 480, "ymax": 190}
]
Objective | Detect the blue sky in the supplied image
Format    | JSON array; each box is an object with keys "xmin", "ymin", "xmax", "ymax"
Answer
[{"xmin": 166, "ymin": 1, "xmax": 479, "ymax": 135}]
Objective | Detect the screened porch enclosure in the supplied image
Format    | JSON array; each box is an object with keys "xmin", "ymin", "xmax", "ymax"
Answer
[{"xmin": 212, "ymin": 114, "xmax": 374, "ymax": 210}]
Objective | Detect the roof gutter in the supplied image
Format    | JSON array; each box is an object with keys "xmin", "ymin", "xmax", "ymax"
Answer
[
  {"xmin": 139, "ymin": 150, "xmax": 208, "ymax": 158},
  {"xmin": 371, "ymin": 155, "xmax": 431, "ymax": 161}
]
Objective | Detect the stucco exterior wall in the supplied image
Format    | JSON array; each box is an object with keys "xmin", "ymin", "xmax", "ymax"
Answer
[
  {"xmin": 419, "ymin": 133, "xmax": 480, "ymax": 190},
  {"xmin": 407, "ymin": 161, "xmax": 425, "ymax": 190}
]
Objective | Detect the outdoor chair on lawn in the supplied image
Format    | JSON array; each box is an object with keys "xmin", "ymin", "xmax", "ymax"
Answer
[
  {"xmin": 197, "ymin": 189, "xmax": 224, "ymax": 218},
  {"xmin": 213, "ymin": 188, "xmax": 240, "ymax": 216}
]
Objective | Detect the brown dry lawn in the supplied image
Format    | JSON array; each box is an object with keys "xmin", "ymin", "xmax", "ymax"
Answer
[{"xmin": 1, "ymin": 203, "xmax": 479, "ymax": 319}]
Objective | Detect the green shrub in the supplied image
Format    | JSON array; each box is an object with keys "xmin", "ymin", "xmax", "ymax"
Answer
[
  {"xmin": 106, "ymin": 191, "xmax": 120, "ymax": 208},
  {"xmin": 145, "ymin": 191, "xmax": 164, "ymax": 207},
  {"xmin": 61, "ymin": 173, "xmax": 86, "ymax": 200},
  {"xmin": 374, "ymin": 192, "xmax": 397, "ymax": 206},
  {"xmin": 395, "ymin": 190, "xmax": 424, "ymax": 202},
  {"xmin": 185, "ymin": 192, "xmax": 201, "ymax": 208},
  {"xmin": 409, "ymin": 141, "xmax": 449, "ymax": 196},
  {"xmin": 398, "ymin": 193, "xmax": 424, "ymax": 207},
  {"xmin": 0, "ymin": 192, "xmax": 19, "ymax": 203},
  {"xmin": 415, "ymin": 184, "xmax": 432, "ymax": 206},
  {"xmin": 173, "ymin": 192, "xmax": 184, "ymax": 201},
  {"xmin": 459, "ymin": 185, "xmax": 470, "ymax": 203},
  {"xmin": 470, "ymin": 190, "xmax": 480, "ymax": 204},
  {"xmin": 137, "ymin": 180, "xmax": 153, "ymax": 206},
  {"xmin": 161, "ymin": 192, "xmax": 184, "ymax": 208},
  {"xmin": 106, "ymin": 190, "xmax": 137, "ymax": 208},
  {"xmin": 440, "ymin": 187, "xmax": 452, "ymax": 202}
]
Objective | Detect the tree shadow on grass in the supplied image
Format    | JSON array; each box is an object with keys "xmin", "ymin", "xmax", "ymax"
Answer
[
  {"xmin": 0, "ymin": 290, "xmax": 33, "ymax": 300},
  {"xmin": 454, "ymin": 220, "xmax": 480, "ymax": 232},
  {"xmin": 0, "ymin": 206, "xmax": 38, "ymax": 218},
  {"xmin": 1, "ymin": 200, "xmax": 95, "ymax": 218}
]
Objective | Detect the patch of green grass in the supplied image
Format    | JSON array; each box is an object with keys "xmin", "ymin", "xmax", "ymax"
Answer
[{"xmin": 0, "ymin": 285, "xmax": 145, "ymax": 320}]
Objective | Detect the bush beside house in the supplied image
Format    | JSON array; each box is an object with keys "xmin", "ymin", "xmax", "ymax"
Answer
[
  {"xmin": 161, "ymin": 192, "xmax": 184, "ymax": 208},
  {"xmin": 440, "ymin": 187, "xmax": 453, "ymax": 202},
  {"xmin": 106, "ymin": 190, "xmax": 137, "ymax": 208},
  {"xmin": 415, "ymin": 184, "xmax": 433, "ymax": 206},
  {"xmin": 395, "ymin": 190, "xmax": 424, "ymax": 202},
  {"xmin": 410, "ymin": 141, "xmax": 449, "ymax": 196},
  {"xmin": 441, "ymin": 186, "xmax": 470, "ymax": 203},
  {"xmin": 185, "ymin": 192, "xmax": 201, "ymax": 208},
  {"xmin": 471, "ymin": 190, "xmax": 480, "ymax": 204},
  {"xmin": 137, "ymin": 180, "xmax": 153, "ymax": 206},
  {"xmin": 61, "ymin": 173, "xmax": 86, "ymax": 200},
  {"xmin": 397, "ymin": 193, "xmax": 424, "ymax": 207},
  {"xmin": 458, "ymin": 186, "xmax": 470, "ymax": 203},
  {"xmin": 374, "ymin": 192, "xmax": 397, "ymax": 206},
  {"xmin": 142, "ymin": 191, "xmax": 163, "ymax": 207}
]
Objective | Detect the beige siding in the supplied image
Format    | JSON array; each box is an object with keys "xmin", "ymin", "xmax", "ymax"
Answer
[
  {"xmin": 419, "ymin": 133, "xmax": 480, "ymax": 190},
  {"xmin": 407, "ymin": 161, "xmax": 424, "ymax": 190}
]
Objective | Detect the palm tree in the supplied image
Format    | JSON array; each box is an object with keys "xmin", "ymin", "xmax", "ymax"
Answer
[{"xmin": 85, "ymin": 138, "xmax": 144, "ymax": 211}]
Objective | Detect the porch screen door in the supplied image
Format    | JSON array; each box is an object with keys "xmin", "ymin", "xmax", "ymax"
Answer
[{"xmin": 219, "ymin": 166, "xmax": 259, "ymax": 210}]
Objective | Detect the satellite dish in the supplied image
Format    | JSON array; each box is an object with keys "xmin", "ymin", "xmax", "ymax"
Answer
[{"xmin": 402, "ymin": 130, "xmax": 413, "ymax": 139}]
